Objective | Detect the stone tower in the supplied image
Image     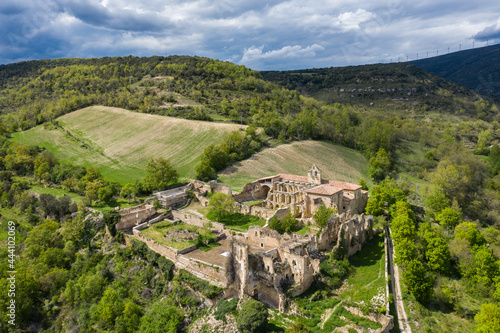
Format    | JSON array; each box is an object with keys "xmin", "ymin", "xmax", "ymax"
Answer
[{"xmin": 307, "ymin": 165, "xmax": 322, "ymax": 185}]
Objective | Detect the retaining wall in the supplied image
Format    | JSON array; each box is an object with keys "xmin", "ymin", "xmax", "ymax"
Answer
[
  {"xmin": 132, "ymin": 224, "xmax": 228, "ymax": 287},
  {"xmin": 172, "ymin": 210, "xmax": 225, "ymax": 232}
]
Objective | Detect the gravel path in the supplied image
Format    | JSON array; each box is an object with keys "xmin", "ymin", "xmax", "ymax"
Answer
[{"xmin": 387, "ymin": 227, "xmax": 412, "ymax": 333}]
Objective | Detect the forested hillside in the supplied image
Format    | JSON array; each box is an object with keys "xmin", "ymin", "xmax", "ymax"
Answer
[
  {"xmin": 413, "ymin": 44, "xmax": 500, "ymax": 99},
  {"xmin": 261, "ymin": 62, "xmax": 499, "ymax": 120},
  {"xmin": 0, "ymin": 55, "xmax": 500, "ymax": 332}
]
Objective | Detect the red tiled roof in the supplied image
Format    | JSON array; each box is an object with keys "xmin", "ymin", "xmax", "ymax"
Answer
[
  {"xmin": 305, "ymin": 184, "xmax": 342, "ymax": 196},
  {"xmin": 256, "ymin": 175, "xmax": 280, "ymax": 182},
  {"xmin": 326, "ymin": 180, "xmax": 361, "ymax": 191},
  {"xmin": 278, "ymin": 173, "xmax": 310, "ymax": 183},
  {"xmin": 256, "ymin": 173, "xmax": 361, "ymax": 191}
]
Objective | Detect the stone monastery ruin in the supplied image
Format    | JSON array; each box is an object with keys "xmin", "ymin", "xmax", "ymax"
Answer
[{"xmin": 119, "ymin": 165, "xmax": 374, "ymax": 311}]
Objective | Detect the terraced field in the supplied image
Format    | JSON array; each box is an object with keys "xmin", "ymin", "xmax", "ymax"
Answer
[
  {"xmin": 219, "ymin": 140, "xmax": 371, "ymax": 190},
  {"xmin": 12, "ymin": 106, "xmax": 243, "ymax": 184}
]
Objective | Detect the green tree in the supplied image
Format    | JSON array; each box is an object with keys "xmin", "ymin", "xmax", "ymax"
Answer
[
  {"xmin": 425, "ymin": 188, "xmax": 451, "ymax": 217},
  {"xmin": 103, "ymin": 210, "xmax": 121, "ymax": 237},
  {"xmin": 358, "ymin": 178, "xmax": 368, "ymax": 191},
  {"xmin": 490, "ymin": 144, "xmax": 500, "ymax": 176},
  {"xmin": 195, "ymin": 158, "xmax": 217, "ymax": 181},
  {"xmin": 365, "ymin": 178, "xmax": 406, "ymax": 216},
  {"xmin": 313, "ymin": 205, "xmax": 334, "ymax": 228},
  {"xmin": 464, "ymin": 246, "xmax": 499, "ymax": 286},
  {"xmin": 435, "ymin": 207, "xmax": 462, "ymax": 230},
  {"xmin": 394, "ymin": 238, "xmax": 419, "ymax": 268},
  {"xmin": 455, "ymin": 222, "xmax": 485, "ymax": 247},
  {"xmin": 115, "ymin": 301, "xmax": 143, "ymax": 333},
  {"xmin": 98, "ymin": 185, "xmax": 115, "ymax": 203},
  {"xmin": 269, "ymin": 213, "xmax": 299, "ymax": 234},
  {"xmin": 95, "ymin": 287, "xmax": 124, "ymax": 329},
  {"xmin": 85, "ymin": 179, "xmax": 103, "ymax": 205},
  {"xmin": 208, "ymin": 192, "xmax": 235, "ymax": 221},
  {"xmin": 403, "ymin": 260, "xmax": 434, "ymax": 304},
  {"xmin": 120, "ymin": 183, "xmax": 137, "ymax": 203},
  {"xmin": 425, "ymin": 237, "xmax": 451, "ymax": 274},
  {"xmin": 143, "ymin": 157, "xmax": 179, "ymax": 192},
  {"xmin": 475, "ymin": 303, "xmax": 500, "ymax": 333},
  {"xmin": 139, "ymin": 300, "xmax": 184, "ymax": 333},
  {"xmin": 237, "ymin": 299, "xmax": 268, "ymax": 333},
  {"xmin": 369, "ymin": 148, "xmax": 391, "ymax": 181},
  {"xmin": 24, "ymin": 219, "xmax": 62, "ymax": 258}
]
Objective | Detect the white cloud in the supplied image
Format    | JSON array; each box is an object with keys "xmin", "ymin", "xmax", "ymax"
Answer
[
  {"xmin": 1, "ymin": 0, "xmax": 500, "ymax": 69},
  {"xmin": 239, "ymin": 44, "xmax": 325, "ymax": 67}
]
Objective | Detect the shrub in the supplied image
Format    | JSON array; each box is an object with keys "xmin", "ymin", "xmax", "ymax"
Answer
[
  {"xmin": 177, "ymin": 269, "xmax": 222, "ymax": 299},
  {"xmin": 236, "ymin": 299, "xmax": 268, "ymax": 333},
  {"xmin": 214, "ymin": 298, "xmax": 238, "ymax": 322}
]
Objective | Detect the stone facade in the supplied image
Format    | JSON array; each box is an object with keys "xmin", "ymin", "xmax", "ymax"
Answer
[
  {"xmin": 234, "ymin": 165, "xmax": 368, "ymax": 219},
  {"xmin": 130, "ymin": 165, "xmax": 373, "ymax": 313},
  {"xmin": 116, "ymin": 204, "xmax": 155, "ymax": 230},
  {"xmin": 153, "ymin": 184, "xmax": 192, "ymax": 208}
]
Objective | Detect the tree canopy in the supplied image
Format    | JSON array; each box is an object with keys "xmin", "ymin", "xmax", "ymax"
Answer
[
  {"xmin": 143, "ymin": 157, "xmax": 179, "ymax": 192},
  {"xmin": 236, "ymin": 299, "xmax": 268, "ymax": 333}
]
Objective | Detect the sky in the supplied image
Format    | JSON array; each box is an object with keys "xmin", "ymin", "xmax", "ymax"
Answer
[{"xmin": 1, "ymin": 0, "xmax": 500, "ymax": 70}]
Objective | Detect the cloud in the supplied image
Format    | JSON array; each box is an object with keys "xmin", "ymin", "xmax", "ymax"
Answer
[
  {"xmin": 239, "ymin": 44, "xmax": 325, "ymax": 70},
  {"xmin": 1, "ymin": 0, "xmax": 500, "ymax": 69},
  {"xmin": 473, "ymin": 18, "xmax": 500, "ymax": 41}
]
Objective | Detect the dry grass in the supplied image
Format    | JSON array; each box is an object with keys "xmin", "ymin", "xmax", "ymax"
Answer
[{"xmin": 14, "ymin": 106, "xmax": 243, "ymax": 184}]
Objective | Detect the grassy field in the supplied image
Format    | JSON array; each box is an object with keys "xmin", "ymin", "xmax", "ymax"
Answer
[
  {"xmin": 141, "ymin": 221, "xmax": 202, "ymax": 250},
  {"xmin": 29, "ymin": 185, "xmax": 84, "ymax": 203},
  {"xmin": 206, "ymin": 211, "xmax": 266, "ymax": 232},
  {"xmin": 269, "ymin": 234, "xmax": 387, "ymax": 333},
  {"xmin": 218, "ymin": 140, "xmax": 371, "ymax": 190},
  {"xmin": 12, "ymin": 106, "xmax": 244, "ymax": 184},
  {"xmin": 338, "ymin": 233, "xmax": 386, "ymax": 305}
]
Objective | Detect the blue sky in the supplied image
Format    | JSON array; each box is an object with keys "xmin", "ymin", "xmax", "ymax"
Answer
[{"xmin": 1, "ymin": 0, "xmax": 500, "ymax": 70}]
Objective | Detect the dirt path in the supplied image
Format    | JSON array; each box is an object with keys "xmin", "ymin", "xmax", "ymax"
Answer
[
  {"xmin": 387, "ymin": 227, "xmax": 412, "ymax": 333},
  {"xmin": 320, "ymin": 300, "xmax": 343, "ymax": 329}
]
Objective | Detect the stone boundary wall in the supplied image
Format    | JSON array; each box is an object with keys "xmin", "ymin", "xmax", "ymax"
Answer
[
  {"xmin": 172, "ymin": 210, "xmax": 226, "ymax": 232},
  {"xmin": 344, "ymin": 306, "xmax": 394, "ymax": 333},
  {"xmin": 384, "ymin": 230, "xmax": 391, "ymax": 317}
]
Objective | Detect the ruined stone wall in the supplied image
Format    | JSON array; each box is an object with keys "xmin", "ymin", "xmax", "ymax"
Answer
[
  {"xmin": 171, "ymin": 210, "xmax": 225, "ymax": 232},
  {"xmin": 271, "ymin": 207, "xmax": 292, "ymax": 221},
  {"xmin": 246, "ymin": 227, "xmax": 282, "ymax": 249},
  {"xmin": 133, "ymin": 225, "xmax": 228, "ymax": 287},
  {"xmin": 344, "ymin": 306, "xmax": 394, "ymax": 333},
  {"xmin": 158, "ymin": 195, "xmax": 187, "ymax": 208},
  {"xmin": 233, "ymin": 181, "xmax": 270, "ymax": 202},
  {"xmin": 232, "ymin": 202, "xmax": 281, "ymax": 220},
  {"xmin": 117, "ymin": 204, "xmax": 155, "ymax": 230},
  {"xmin": 337, "ymin": 214, "xmax": 374, "ymax": 258},
  {"xmin": 175, "ymin": 255, "xmax": 228, "ymax": 287},
  {"xmin": 209, "ymin": 181, "xmax": 232, "ymax": 195}
]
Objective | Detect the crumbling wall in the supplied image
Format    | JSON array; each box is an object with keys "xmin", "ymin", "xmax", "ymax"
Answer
[
  {"xmin": 246, "ymin": 227, "xmax": 282, "ymax": 249},
  {"xmin": 336, "ymin": 214, "xmax": 374, "ymax": 258},
  {"xmin": 232, "ymin": 202, "xmax": 280, "ymax": 220},
  {"xmin": 209, "ymin": 180, "xmax": 232, "ymax": 195},
  {"xmin": 344, "ymin": 306, "xmax": 394, "ymax": 333},
  {"xmin": 117, "ymin": 204, "xmax": 155, "ymax": 230},
  {"xmin": 171, "ymin": 210, "xmax": 225, "ymax": 232},
  {"xmin": 133, "ymin": 224, "xmax": 228, "ymax": 287},
  {"xmin": 233, "ymin": 181, "xmax": 270, "ymax": 202}
]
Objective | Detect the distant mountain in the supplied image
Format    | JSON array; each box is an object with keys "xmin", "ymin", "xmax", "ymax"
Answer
[
  {"xmin": 261, "ymin": 62, "xmax": 497, "ymax": 120},
  {"xmin": 412, "ymin": 44, "xmax": 500, "ymax": 98}
]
